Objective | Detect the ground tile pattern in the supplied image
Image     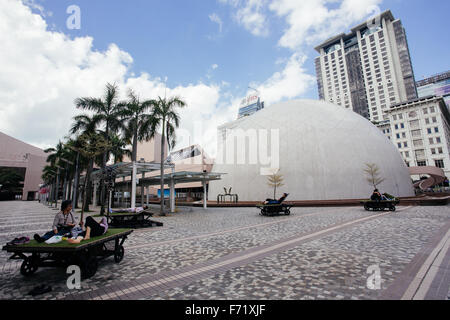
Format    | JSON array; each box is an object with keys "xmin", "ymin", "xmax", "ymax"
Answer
[{"xmin": 0, "ymin": 201, "xmax": 448, "ymax": 300}]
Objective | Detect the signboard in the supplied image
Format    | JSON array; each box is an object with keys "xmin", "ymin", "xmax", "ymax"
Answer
[{"xmin": 240, "ymin": 94, "xmax": 259, "ymax": 107}]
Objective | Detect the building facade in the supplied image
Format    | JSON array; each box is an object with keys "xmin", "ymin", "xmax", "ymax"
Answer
[
  {"xmin": 378, "ymin": 96, "xmax": 450, "ymax": 177},
  {"xmin": 237, "ymin": 94, "xmax": 265, "ymax": 119},
  {"xmin": 314, "ymin": 10, "xmax": 417, "ymax": 122},
  {"xmin": 0, "ymin": 131, "xmax": 47, "ymax": 200},
  {"xmin": 416, "ymin": 71, "xmax": 450, "ymax": 109}
]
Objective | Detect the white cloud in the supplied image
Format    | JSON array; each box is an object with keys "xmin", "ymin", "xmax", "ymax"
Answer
[
  {"xmin": 0, "ymin": 0, "xmax": 230, "ymax": 156},
  {"xmin": 270, "ymin": 0, "xmax": 383, "ymax": 50},
  {"xmin": 252, "ymin": 53, "xmax": 316, "ymax": 105},
  {"xmin": 221, "ymin": 0, "xmax": 269, "ymax": 37},
  {"xmin": 209, "ymin": 13, "xmax": 223, "ymax": 32},
  {"xmin": 212, "ymin": 64, "xmax": 219, "ymax": 70}
]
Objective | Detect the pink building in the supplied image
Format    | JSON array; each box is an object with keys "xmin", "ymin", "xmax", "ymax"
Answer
[{"xmin": 0, "ymin": 131, "xmax": 47, "ymax": 200}]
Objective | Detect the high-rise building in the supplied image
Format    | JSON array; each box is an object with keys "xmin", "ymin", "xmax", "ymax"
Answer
[
  {"xmin": 416, "ymin": 71, "xmax": 450, "ymax": 109},
  {"xmin": 314, "ymin": 10, "xmax": 418, "ymax": 121}
]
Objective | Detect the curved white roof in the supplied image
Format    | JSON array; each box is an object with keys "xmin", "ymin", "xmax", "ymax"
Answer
[{"xmin": 209, "ymin": 99, "xmax": 414, "ymax": 201}]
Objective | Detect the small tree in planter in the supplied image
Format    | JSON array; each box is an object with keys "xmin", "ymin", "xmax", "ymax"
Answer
[
  {"xmin": 364, "ymin": 163, "xmax": 385, "ymax": 189},
  {"xmin": 267, "ymin": 172, "xmax": 284, "ymax": 199}
]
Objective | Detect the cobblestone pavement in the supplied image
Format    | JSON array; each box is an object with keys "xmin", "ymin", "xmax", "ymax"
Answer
[{"xmin": 0, "ymin": 201, "xmax": 448, "ymax": 300}]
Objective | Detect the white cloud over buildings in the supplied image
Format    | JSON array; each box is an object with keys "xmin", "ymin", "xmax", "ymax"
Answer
[{"xmin": 0, "ymin": 0, "xmax": 384, "ymax": 157}]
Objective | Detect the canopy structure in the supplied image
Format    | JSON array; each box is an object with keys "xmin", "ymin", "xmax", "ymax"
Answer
[
  {"xmin": 116, "ymin": 171, "xmax": 225, "ymax": 211},
  {"xmin": 85, "ymin": 161, "xmax": 224, "ymax": 212},
  {"xmin": 85, "ymin": 162, "xmax": 174, "ymax": 211}
]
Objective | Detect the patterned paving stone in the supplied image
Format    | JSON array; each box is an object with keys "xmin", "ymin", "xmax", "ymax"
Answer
[{"xmin": 0, "ymin": 201, "xmax": 448, "ymax": 300}]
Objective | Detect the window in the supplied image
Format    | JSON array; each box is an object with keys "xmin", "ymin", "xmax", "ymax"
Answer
[
  {"xmin": 404, "ymin": 142, "xmax": 408, "ymax": 148},
  {"xmin": 405, "ymin": 151, "xmax": 410, "ymax": 158},
  {"xmin": 432, "ymin": 117, "xmax": 437, "ymax": 123},
  {"xmin": 395, "ymin": 124, "xmax": 399, "ymax": 130},
  {"xmin": 397, "ymin": 143, "xmax": 402, "ymax": 148},
  {"xmin": 402, "ymin": 133, "xmax": 406, "ymax": 138},
  {"xmin": 430, "ymin": 106, "xmax": 436, "ymax": 113},
  {"xmin": 415, "ymin": 150, "xmax": 425, "ymax": 159},
  {"xmin": 435, "ymin": 127, "xmax": 439, "ymax": 133},
  {"xmin": 411, "ymin": 130, "xmax": 421, "ymax": 137},
  {"xmin": 429, "ymin": 138, "xmax": 434, "ymax": 144},
  {"xmin": 417, "ymin": 161, "xmax": 427, "ymax": 167},
  {"xmin": 423, "ymin": 108, "xmax": 428, "ymax": 114},
  {"xmin": 438, "ymin": 147, "xmax": 443, "ymax": 154},
  {"xmin": 436, "ymin": 137, "xmax": 441, "ymax": 143},
  {"xmin": 396, "ymin": 134, "xmax": 400, "ymax": 139},
  {"xmin": 427, "ymin": 128, "xmax": 432, "ymax": 134},
  {"xmin": 425, "ymin": 118, "xmax": 430, "ymax": 125},
  {"xmin": 401, "ymin": 123, "xmax": 405, "ymax": 129},
  {"xmin": 398, "ymin": 114, "xmax": 404, "ymax": 120},
  {"xmin": 413, "ymin": 139, "xmax": 423, "ymax": 147},
  {"xmin": 435, "ymin": 160, "xmax": 445, "ymax": 168},
  {"xmin": 431, "ymin": 148, "xmax": 436, "ymax": 155}
]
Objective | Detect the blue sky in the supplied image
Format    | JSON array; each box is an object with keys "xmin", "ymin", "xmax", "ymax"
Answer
[
  {"xmin": 1, "ymin": 0, "xmax": 449, "ymax": 152},
  {"xmin": 38, "ymin": 0, "xmax": 449, "ymax": 97}
]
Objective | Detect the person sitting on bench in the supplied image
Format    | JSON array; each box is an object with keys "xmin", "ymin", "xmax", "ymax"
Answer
[
  {"xmin": 109, "ymin": 206, "xmax": 149, "ymax": 214},
  {"xmin": 34, "ymin": 200, "xmax": 77, "ymax": 243},
  {"xmin": 67, "ymin": 216, "xmax": 108, "ymax": 244},
  {"xmin": 264, "ymin": 193, "xmax": 289, "ymax": 205},
  {"xmin": 370, "ymin": 189, "xmax": 383, "ymax": 201}
]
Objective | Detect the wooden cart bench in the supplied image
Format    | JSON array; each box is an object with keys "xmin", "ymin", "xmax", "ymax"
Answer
[
  {"xmin": 256, "ymin": 204, "xmax": 293, "ymax": 216},
  {"xmin": 2, "ymin": 228, "xmax": 133, "ymax": 279},
  {"xmin": 361, "ymin": 199, "xmax": 399, "ymax": 212},
  {"xmin": 107, "ymin": 211, "xmax": 163, "ymax": 228}
]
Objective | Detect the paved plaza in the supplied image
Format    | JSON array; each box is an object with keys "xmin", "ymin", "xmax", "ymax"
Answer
[{"xmin": 0, "ymin": 201, "xmax": 449, "ymax": 300}]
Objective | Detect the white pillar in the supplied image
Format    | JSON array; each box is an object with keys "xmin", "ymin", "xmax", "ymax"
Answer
[
  {"xmin": 203, "ymin": 179, "xmax": 207, "ymax": 209},
  {"xmin": 141, "ymin": 173, "xmax": 145, "ymax": 207},
  {"xmin": 170, "ymin": 178, "xmax": 175, "ymax": 213},
  {"xmin": 131, "ymin": 161, "xmax": 137, "ymax": 209},
  {"xmin": 146, "ymin": 186, "xmax": 149, "ymax": 206}
]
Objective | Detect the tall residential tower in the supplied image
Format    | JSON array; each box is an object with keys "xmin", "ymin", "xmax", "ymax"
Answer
[{"xmin": 314, "ymin": 10, "xmax": 418, "ymax": 121}]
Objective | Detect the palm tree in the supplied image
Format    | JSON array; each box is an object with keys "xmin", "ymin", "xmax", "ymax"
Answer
[
  {"xmin": 119, "ymin": 89, "xmax": 156, "ymax": 162},
  {"xmin": 150, "ymin": 96, "xmax": 187, "ymax": 215},
  {"xmin": 70, "ymin": 114, "xmax": 101, "ymax": 211},
  {"xmin": 76, "ymin": 132, "xmax": 110, "ymax": 219},
  {"xmin": 75, "ymin": 83, "xmax": 125, "ymax": 214},
  {"xmin": 109, "ymin": 134, "xmax": 132, "ymax": 164},
  {"xmin": 44, "ymin": 141, "xmax": 69, "ymax": 205}
]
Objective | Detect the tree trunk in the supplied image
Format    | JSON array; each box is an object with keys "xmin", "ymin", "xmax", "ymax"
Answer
[
  {"xmin": 100, "ymin": 126, "xmax": 110, "ymax": 216},
  {"xmin": 274, "ymin": 185, "xmax": 276, "ymax": 200},
  {"xmin": 68, "ymin": 179, "xmax": 72, "ymax": 201},
  {"xmin": 160, "ymin": 119, "xmax": 166, "ymax": 216},
  {"xmin": 75, "ymin": 170, "xmax": 81, "ymax": 208},
  {"xmin": 132, "ymin": 120, "xmax": 138, "ymax": 162},
  {"xmin": 83, "ymin": 159, "xmax": 94, "ymax": 212}
]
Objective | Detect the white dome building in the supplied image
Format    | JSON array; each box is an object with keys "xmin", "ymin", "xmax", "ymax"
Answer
[{"xmin": 209, "ymin": 100, "xmax": 414, "ymax": 201}]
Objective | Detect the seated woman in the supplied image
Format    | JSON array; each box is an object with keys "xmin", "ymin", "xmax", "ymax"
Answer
[
  {"xmin": 67, "ymin": 216, "xmax": 108, "ymax": 244},
  {"xmin": 34, "ymin": 200, "xmax": 76, "ymax": 243},
  {"xmin": 264, "ymin": 193, "xmax": 289, "ymax": 205},
  {"xmin": 110, "ymin": 206, "xmax": 149, "ymax": 214}
]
